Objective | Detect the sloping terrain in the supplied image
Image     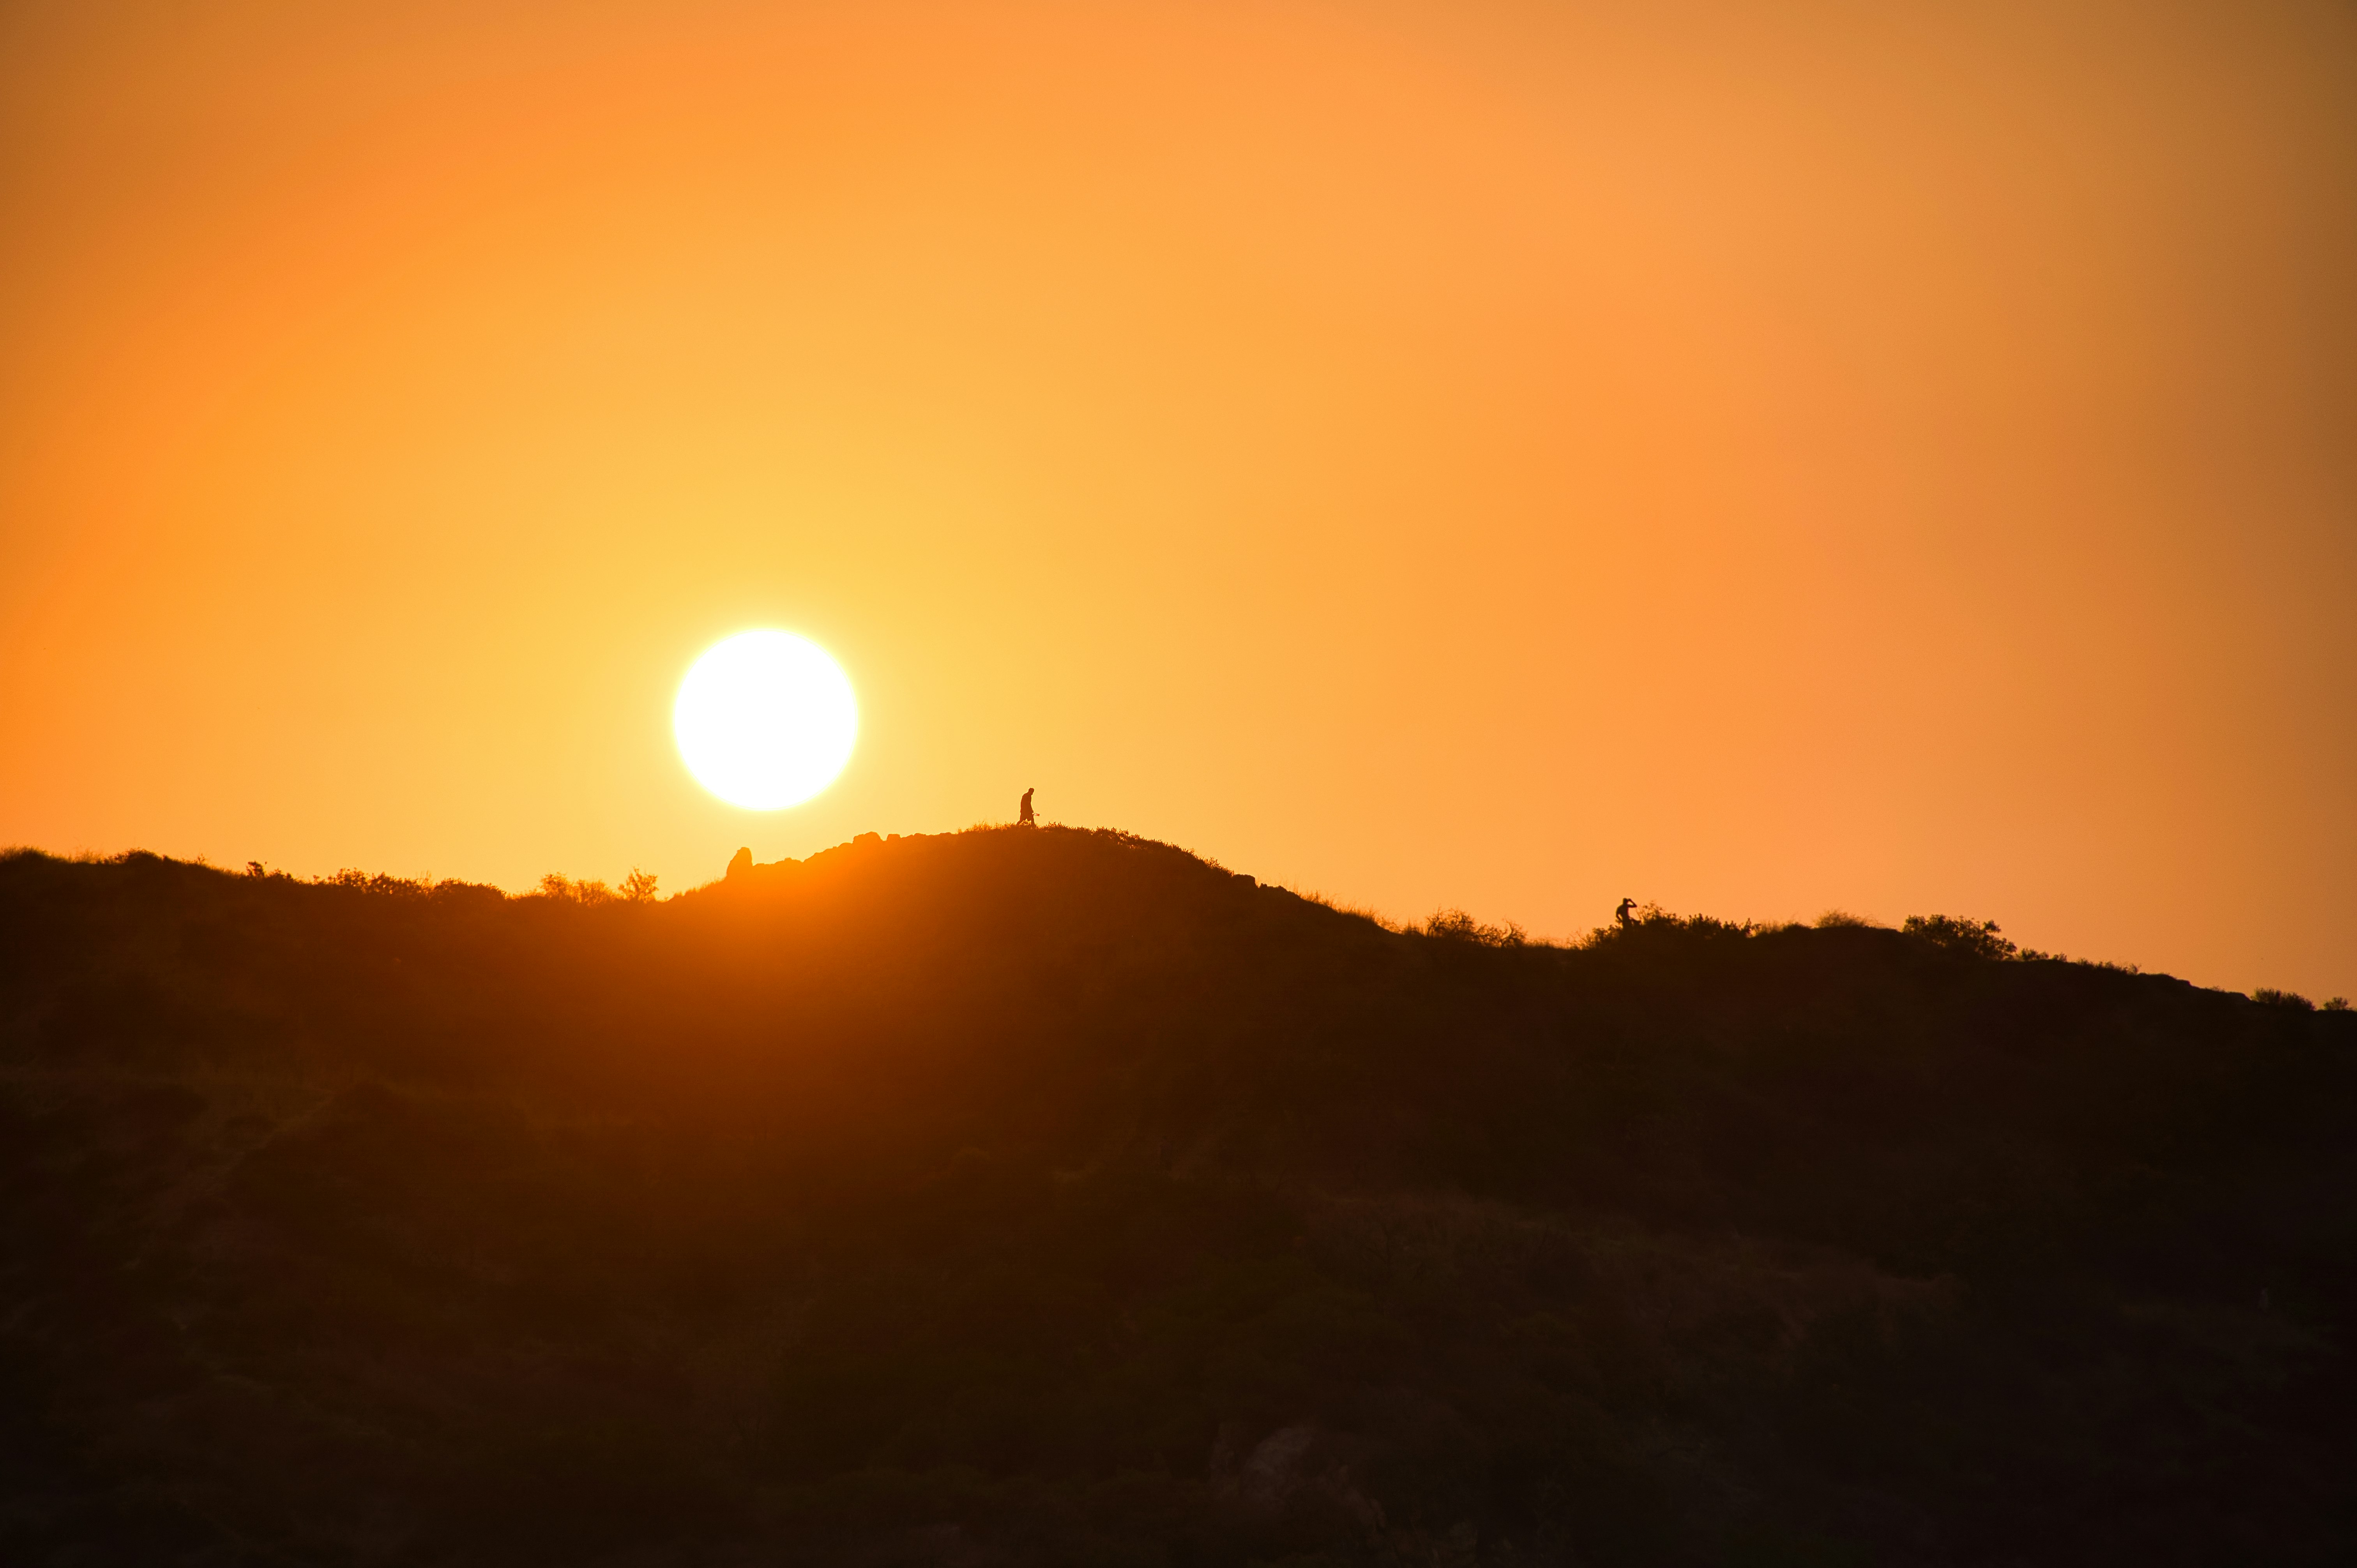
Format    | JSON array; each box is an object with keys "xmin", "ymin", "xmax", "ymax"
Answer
[{"xmin": 0, "ymin": 828, "xmax": 2350, "ymax": 1566}]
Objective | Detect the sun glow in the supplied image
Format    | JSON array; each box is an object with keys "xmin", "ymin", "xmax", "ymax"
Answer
[{"xmin": 674, "ymin": 630, "xmax": 858, "ymax": 810}]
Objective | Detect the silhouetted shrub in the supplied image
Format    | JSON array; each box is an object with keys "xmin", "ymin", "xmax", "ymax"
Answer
[
  {"xmin": 537, "ymin": 872, "xmax": 616, "ymax": 905},
  {"xmin": 430, "ymin": 878, "xmax": 508, "ymax": 908},
  {"xmin": 1584, "ymin": 906, "xmax": 1762, "ymax": 946},
  {"xmin": 1902, "ymin": 913, "xmax": 2017, "ymax": 960},
  {"xmin": 1423, "ymin": 908, "xmax": 1526, "ymax": 946}
]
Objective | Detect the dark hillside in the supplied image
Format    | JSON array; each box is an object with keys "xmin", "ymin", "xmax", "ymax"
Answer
[{"xmin": 1, "ymin": 829, "xmax": 2351, "ymax": 1566}]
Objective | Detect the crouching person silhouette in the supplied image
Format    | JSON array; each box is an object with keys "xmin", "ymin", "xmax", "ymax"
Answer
[{"xmin": 1019, "ymin": 788, "xmax": 1036, "ymax": 827}]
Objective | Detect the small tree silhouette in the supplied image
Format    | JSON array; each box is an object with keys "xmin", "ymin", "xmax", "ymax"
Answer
[
  {"xmin": 537, "ymin": 873, "xmax": 615, "ymax": 906},
  {"xmin": 1903, "ymin": 915, "xmax": 2016, "ymax": 960}
]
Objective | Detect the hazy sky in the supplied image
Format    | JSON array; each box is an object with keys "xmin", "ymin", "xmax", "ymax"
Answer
[{"xmin": 4, "ymin": 0, "xmax": 2353, "ymax": 998}]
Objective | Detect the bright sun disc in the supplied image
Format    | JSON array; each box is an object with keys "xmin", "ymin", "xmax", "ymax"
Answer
[{"xmin": 674, "ymin": 630, "xmax": 858, "ymax": 809}]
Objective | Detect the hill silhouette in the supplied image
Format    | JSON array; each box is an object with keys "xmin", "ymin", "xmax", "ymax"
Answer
[{"xmin": 1, "ymin": 828, "xmax": 2351, "ymax": 1566}]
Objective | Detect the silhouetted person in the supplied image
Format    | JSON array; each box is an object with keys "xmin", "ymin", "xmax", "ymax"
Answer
[
  {"xmin": 1616, "ymin": 897, "xmax": 1636, "ymax": 931},
  {"xmin": 1019, "ymin": 788, "xmax": 1036, "ymax": 826}
]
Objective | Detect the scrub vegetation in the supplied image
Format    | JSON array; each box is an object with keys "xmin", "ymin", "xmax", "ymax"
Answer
[{"xmin": 1, "ymin": 829, "xmax": 2351, "ymax": 1566}]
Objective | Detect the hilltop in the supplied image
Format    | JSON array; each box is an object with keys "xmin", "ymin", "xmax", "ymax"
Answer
[{"xmin": 1, "ymin": 828, "xmax": 2351, "ymax": 1566}]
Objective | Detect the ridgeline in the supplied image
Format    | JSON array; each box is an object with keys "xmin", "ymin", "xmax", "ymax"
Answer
[{"xmin": 1, "ymin": 829, "xmax": 2351, "ymax": 1566}]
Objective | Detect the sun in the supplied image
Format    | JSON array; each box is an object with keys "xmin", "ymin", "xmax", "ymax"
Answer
[{"xmin": 674, "ymin": 630, "xmax": 858, "ymax": 809}]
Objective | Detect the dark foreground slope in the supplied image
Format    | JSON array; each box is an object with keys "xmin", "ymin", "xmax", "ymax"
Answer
[{"xmin": 0, "ymin": 830, "xmax": 2351, "ymax": 1568}]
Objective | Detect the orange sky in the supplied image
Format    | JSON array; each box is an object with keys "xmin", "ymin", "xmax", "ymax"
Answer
[{"xmin": 4, "ymin": 0, "xmax": 2353, "ymax": 999}]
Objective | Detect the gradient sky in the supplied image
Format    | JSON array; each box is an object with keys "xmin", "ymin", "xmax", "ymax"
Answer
[{"xmin": 4, "ymin": 0, "xmax": 2353, "ymax": 999}]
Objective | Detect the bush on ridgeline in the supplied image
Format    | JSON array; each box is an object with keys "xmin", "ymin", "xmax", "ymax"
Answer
[
  {"xmin": 537, "ymin": 871, "xmax": 661, "ymax": 906},
  {"xmin": 2255, "ymin": 987, "xmax": 2316, "ymax": 1011},
  {"xmin": 318, "ymin": 868, "xmax": 440, "ymax": 899},
  {"xmin": 1423, "ymin": 908, "xmax": 1526, "ymax": 946},
  {"xmin": 1583, "ymin": 904, "xmax": 1763, "ymax": 946},
  {"xmin": 1902, "ymin": 913, "xmax": 2018, "ymax": 960},
  {"xmin": 536, "ymin": 872, "xmax": 616, "ymax": 906}
]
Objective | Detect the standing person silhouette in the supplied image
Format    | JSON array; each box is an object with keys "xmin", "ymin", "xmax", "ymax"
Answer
[
  {"xmin": 1019, "ymin": 788, "xmax": 1036, "ymax": 826},
  {"xmin": 1616, "ymin": 897, "xmax": 1637, "ymax": 931}
]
